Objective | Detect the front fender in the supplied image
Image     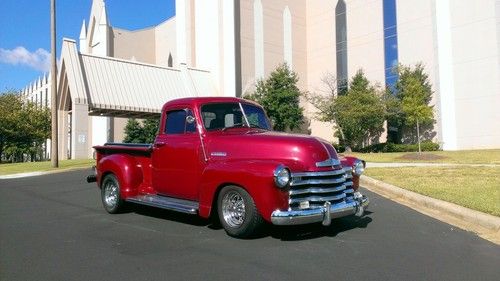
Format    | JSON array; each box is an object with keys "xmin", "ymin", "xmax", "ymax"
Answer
[
  {"xmin": 97, "ymin": 154, "xmax": 143, "ymax": 199},
  {"xmin": 198, "ymin": 160, "xmax": 290, "ymax": 222}
]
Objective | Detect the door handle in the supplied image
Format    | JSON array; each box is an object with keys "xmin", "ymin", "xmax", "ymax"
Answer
[{"xmin": 155, "ymin": 141, "xmax": 166, "ymax": 148}]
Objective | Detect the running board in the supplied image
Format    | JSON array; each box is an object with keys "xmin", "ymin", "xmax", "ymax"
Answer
[{"xmin": 126, "ymin": 195, "xmax": 199, "ymax": 214}]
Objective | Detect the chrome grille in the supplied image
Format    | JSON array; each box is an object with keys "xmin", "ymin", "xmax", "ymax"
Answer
[
  {"xmin": 289, "ymin": 167, "xmax": 354, "ymax": 210},
  {"xmin": 343, "ymin": 167, "xmax": 354, "ymax": 201}
]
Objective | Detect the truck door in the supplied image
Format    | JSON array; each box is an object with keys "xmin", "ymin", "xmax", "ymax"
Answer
[{"xmin": 152, "ymin": 108, "xmax": 202, "ymax": 200}]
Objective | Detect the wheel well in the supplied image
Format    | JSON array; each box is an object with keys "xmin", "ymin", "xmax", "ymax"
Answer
[
  {"xmin": 210, "ymin": 182, "xmax": 246, "ymax": 220},
  {"xmin": 99, "ymin": 171, "xmax": 114, "ymax": 189}
]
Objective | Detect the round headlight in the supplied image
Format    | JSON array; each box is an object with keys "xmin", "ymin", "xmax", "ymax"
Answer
[
  {"xmin": 353, "ymin": 160, "xmax": 365, "ymax": 176},
  {"xmin": 274, "ymin": 165, "xmax": 291, "ymax": 188}
]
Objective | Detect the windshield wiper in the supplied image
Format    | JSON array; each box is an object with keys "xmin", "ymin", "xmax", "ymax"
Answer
[
  {"xmin": 221, "ymin": 123, "xmax": 268, "ymax": 131},
  {"xmin": 247, "ymin": 124, "xmax": 268, "ymax": 130},
  {"xmin": 221, "ymin": 123, "xmax": 246, "ymax": 131}
]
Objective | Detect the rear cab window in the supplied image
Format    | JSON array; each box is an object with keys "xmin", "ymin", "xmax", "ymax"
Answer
[{"xmin": 164, "ymin": 109, "xmax": 196, "ymax": 134}]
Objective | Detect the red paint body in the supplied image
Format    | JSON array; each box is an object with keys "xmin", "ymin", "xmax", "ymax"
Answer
[{"xmin": 93, "ymin": 97, "xmax": 362, "ymax": 222}]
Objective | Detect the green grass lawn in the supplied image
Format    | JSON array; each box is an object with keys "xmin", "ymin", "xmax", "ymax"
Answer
[
  {"xmin": 0, "ymin": 159, "xmax": 94, "ymax": 176},
  {"xmin": 346, "ymin": 149, "xmax": 500, "ymax": 164},
  {"xmin": 365, "ymin": 166, "xmax": 500, "ymax": 216}
]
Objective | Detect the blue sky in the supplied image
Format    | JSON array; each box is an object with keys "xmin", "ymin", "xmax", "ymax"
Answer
[{"xmin": 0, "ymin": 0, "xmax": 175, "ymax": 92}]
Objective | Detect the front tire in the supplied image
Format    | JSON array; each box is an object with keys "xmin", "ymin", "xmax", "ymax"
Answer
[
  {"xmin": 101, "ymin": 174, "xmax": 125, "ymax": 214},
  {"xmin": 217, "ymin": 185, "xmax": 263, "ymax": 238}
]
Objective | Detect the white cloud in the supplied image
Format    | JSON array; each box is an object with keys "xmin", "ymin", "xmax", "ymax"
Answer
[{"xmin": 0, "ymin": 46, "xmax": 51, "ymax": 72}]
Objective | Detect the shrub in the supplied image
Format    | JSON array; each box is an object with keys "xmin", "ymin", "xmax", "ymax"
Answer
[
  {"xmin": 333, "ymin": 144, "xmax": 346, "ymax": 153},
  {"xmin": 357, "ymin": 141, "xmax": 440, "ymax": 153}
]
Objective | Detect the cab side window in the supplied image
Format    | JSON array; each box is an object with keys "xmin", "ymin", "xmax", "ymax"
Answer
[{"xmin": 165, "ymin": 109, "xmax": 197, "ymax": 134}]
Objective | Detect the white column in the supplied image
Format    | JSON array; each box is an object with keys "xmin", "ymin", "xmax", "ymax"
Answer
[
  {"xmin": 73, "ymin": 103, "xmax": 90, "ymax": 159},
  {"xmin": 223, "ymin": 0, "xmax": 236, "ymax": 96},
  {"xmin": 283, "ymin": 6, "xmax": 292, "ymax": 69},
  {"xmin": 176, "ymin": 0, "xmax": 187, "ymax": 64},
  {"xmin": 254, "ymin": 0, "xmax": 264, "ymax": 79},
  {"xmin": 435, "ymin": 0, "xmax": 457, "ymax": 150},
  {"xmin": 195, "ymin": 0, "xmax": 221, "ymax": 94}
]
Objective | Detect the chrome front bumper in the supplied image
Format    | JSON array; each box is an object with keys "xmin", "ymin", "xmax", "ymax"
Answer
[{"xmin": 271, "ymin": 193, "xmax": 369, "ymax": 226}]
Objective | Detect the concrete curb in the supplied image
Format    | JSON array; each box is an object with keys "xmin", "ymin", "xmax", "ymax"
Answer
[{"xmin": 361, "ymin": 175, "xmax": 500, "ymax": 242}]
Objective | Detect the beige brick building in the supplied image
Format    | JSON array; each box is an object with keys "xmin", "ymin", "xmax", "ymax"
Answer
[{"xmin": 24, "ymin": 0, "xmax": 500, "ymax": 158}]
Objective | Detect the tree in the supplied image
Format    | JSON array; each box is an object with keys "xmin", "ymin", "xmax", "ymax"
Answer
[
  {"xmin": 142, "ymin": 118, "xmax": 159, "ymax": 143},
  {"xmin": 123, "ymin": 118, "xmax": 159, "ymax": 143},
  {"xmin": 383, "ymin": 87, "xmax": 405, "ymax": 144},
  {"xmin": 123, "ymin": 119, "xmax": 143, "ymax": 143},
  {"xmin": 245, "ymin": 63, "xmax": 304, "ymax": 131},
  {"xmin": 305, "ymin": 73, "xmax": 346, "ymax": 143},
  {"xmin": 0, "ymin": 91, "xmax": 50, "ymax": 162},
  {"xmin": 396, "ymin": 64, "xmax": 434, "ymax": 153},
  {"xmin": 308, "ymin": 70, "xmax": 385, "ymax": 150}
]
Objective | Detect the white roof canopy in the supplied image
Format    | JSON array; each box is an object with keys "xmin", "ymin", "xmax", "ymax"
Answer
[{"xmin": 57, "ymin": 38, "xmax": 217, "ymax": 118}]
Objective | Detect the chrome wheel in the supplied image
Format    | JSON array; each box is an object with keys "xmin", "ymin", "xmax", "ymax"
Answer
[
  {"xmin": 103, "ymin": 180, "xmax": 119, "ymax": 208},
  {"xmin": 101, "ymin": 174, "xmax": 124, "ymax": 213},
  {"xmin": 221, "ymin": 190, "xmax": 246, "ymax": 227}
]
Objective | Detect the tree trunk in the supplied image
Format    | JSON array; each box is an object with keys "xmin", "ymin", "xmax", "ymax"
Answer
[{"xmin": 416, "ymin": 118, "xmax": 421, "ymax": 154}]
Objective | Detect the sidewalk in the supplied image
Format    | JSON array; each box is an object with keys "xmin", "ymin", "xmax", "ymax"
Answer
[
  {"xmin": 0, "ymin": 166, "xmax": 91, "ymax": 180},
  {"xmin": 367, "ymin": 162, "xmax": 500, "ymax": 168}
]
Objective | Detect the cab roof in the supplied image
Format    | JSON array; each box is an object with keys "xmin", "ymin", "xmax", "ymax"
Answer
[{"xmin": 161, "ymin": 97, "xmax": 261, "ymax": 111}]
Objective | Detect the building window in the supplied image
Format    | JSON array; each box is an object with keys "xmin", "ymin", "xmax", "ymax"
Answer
[
  {"xmin": 335, "ymin": 0, "xmax": 348, "ymax": 94},
  {"xmin": 168, "ymin": 52, "xmax": 173, "ymax": 67},
  {"xmin": 383, "ymin": 0, "xmax": 399, "ymax": 90}
]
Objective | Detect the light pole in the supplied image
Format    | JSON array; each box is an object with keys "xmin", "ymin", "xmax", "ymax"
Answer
[{"xmin": 50, "ymin": 0, "xmax": 58, "ymax": 168}]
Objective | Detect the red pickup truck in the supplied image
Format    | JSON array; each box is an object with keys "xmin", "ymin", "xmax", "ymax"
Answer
[{"xmin": 87, "ymin": 97, "xmax": 369, "ymax": 238}]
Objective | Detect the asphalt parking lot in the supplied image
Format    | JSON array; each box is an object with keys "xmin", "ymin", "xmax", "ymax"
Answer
[{"xmin": 1, "ymin": 170, "xmax": 499, "ymax": 281}]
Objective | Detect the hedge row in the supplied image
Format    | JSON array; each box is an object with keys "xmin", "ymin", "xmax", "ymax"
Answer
[{"xmin": 334, "ymin": 141, "xmax": 440, "ymax": 153}]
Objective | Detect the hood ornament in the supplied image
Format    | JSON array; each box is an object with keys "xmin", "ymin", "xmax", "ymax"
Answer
[{"xmin": 315, "ymin": 158, "xmax": 340, "ymax": 168}]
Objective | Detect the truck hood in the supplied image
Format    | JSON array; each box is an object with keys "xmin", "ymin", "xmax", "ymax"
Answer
[{"xmin": 205, "ymin": 130, "xmax": 340, "ymax": 172}]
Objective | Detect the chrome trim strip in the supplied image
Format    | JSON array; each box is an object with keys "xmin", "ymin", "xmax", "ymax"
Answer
[
  {"xmin": 343, "ymin": 188, "xmax": 354, "ymax": 194},
  {"xmin": 291, "ymin": 177, "xmax": 345, "ymax": 186},
  {"xmin": 289, "ymin": 193, "xmax": 346, "ymax": 204},
  {"xmin": 289, "ymin": 185, "xmax": 346, "ymax": 195},
  {"xmin": 126, "ymin": 195, "xmax": 199, "ymax": 214},
  {"xmin": 315, "ymin": 158, "xmax": 341, "ymax": 167},
  {"xmin": 238, "ymin": 102, "xmax": 251, "ymax": 127},
  {"xmin": 291, "ymin": 169, "xmax": 345, "ymax": 177}
]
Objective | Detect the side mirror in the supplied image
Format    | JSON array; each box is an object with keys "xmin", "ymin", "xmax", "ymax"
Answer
[{"xmin": 186, "ymin": 115, "xmax": 195, "ymax": 124}]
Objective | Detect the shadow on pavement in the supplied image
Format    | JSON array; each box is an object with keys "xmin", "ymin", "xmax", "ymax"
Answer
[
  {"xmin": 130, "ymin": 204, "xmax": 211, "ymax": 227},
  {"xmin": 128, "ymin": 202, "xmax": 373, "ymax": 240},
  {"xmin": 266, "ymin": 213, "xmax": 373, "ymax": 241}
]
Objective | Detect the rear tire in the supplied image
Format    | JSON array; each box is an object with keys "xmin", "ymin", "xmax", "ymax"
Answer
[
  {"xmin": 101, "ymin": 174, "xmax": 125, "ymax": 214},
  {"xmin": 217, "ymin": 185, "xmax": 263, "ymax": 238}
]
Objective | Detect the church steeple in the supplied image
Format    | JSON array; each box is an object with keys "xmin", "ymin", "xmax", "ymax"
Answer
[
  {"xmin": 79, "ymin": 20, "xmax": 88, "ymax": 53},
  {"xmin": 99, "ymin": 1, "xmax": 109, "ymax": 26},
  {"xmin": 87, "ymin": 0, "xmax": 110, "ymax": 56}
]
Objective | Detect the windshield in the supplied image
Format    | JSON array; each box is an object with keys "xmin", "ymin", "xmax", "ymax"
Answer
[{"xmin": 201, "ymin": 102, "xmax": 271, "ymax": 131}]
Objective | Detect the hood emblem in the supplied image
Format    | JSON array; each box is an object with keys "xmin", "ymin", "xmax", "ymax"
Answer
[
  {"xmin": 316, "ymin": 158, "xmax": 340, "ymax": 167},
  {"xmin": 210, "ymin": 152, "xmax": 227, "ymax": 157}
]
